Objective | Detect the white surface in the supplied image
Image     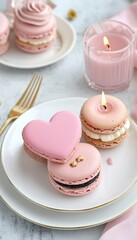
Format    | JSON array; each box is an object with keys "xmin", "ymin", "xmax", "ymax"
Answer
[
  {"xmin": 0, "ymin": 16, "xmax": 76, "ymax": 69},
  {"xmin": 1, "ymin": 146, "xmax": 137, "ymax": 229},
  {"xmin": 0, "ymin": 0, "xmax": 136, "ymax": 239},
  {"xmin": 1, "ymin": 97, "xmax": 137, "ymax": 212}
]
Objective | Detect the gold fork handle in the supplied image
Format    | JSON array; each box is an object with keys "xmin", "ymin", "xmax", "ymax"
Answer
[{"xmin": 0, "ymin": 116, "xmax": 18, "ymax": 136}]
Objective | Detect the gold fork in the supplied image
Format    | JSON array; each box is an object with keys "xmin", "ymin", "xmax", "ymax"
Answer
[{"xmin": 0, "ymin": 73, "xmax": 43, "ymax": 135}]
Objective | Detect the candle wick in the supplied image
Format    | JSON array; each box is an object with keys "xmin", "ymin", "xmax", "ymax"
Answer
[
  {"xmin": 106, "ymin": 44, "xmax": 111, "ymax": 51},
  {"xmin": 103, "ymin": 105, "xmax": 107, "ymax": 110}
]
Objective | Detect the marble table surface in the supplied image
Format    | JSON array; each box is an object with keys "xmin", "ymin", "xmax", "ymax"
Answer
[{"xmin": 0, "ymin": 0, "xmax": 137, "ymax": 239}]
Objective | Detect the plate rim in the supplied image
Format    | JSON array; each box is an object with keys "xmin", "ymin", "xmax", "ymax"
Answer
[
  {"xmin": 1, "ymin": 193, "xmax": 136, "ymax": 230},
  {"xmin": 0, "ymin": 155, "xmax": 137, "ymax": 229},
  {"xmin": 1, "ymin": 97, "xmax": 137, "ymax": 213},
  {"xmin": 0, "ymin": 15, "xmax": 76, "ymax": 69}
]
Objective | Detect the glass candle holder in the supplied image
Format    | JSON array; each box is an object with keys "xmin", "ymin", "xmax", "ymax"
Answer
[{"xmin": 83, "ymin": 20, "xmax": 136, "ymax": 92}]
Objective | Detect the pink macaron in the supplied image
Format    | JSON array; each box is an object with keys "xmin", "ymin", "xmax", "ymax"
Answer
[
  {"xmin": 14, "ymin": 0, "xmax": 57, "ymax": 53},
  {"xmin": 48, "ymin": 143, "xmax": 102, "ymax": 196},
  {"xmin": 80, "ymin": 95, "xmax": 130, "ymax": 148},
  {"xmin": 0, "ymin": 12, "xmax": 10, "ymax": 55},
  {"xmin": 22, "ymin": 111, "xmax": 81, "ymax": 163}
]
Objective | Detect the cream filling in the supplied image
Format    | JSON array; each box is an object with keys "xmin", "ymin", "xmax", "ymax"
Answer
[
  {"xmin": 18, "ymin": 34, "xmax": 54, "ymax": 45},
  {"xmin": 82, "ymin": 119, "xmax": 130, "ymax": 142}
]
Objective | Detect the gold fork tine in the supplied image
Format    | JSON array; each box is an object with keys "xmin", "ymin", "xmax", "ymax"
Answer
[
  {"xmin": 25, "ymin": 76, "xmax": 43, "ymax": 109},
  {"xmin": 16, "ymin": 74, "xmax": 41, "ymax": 107},
  {"xmin": 0, "ymin": 74, "xmax": 42, "ymax": 136},
  {"xmin": 20, "ymin": 75, "xmax": 43, "ymax": 109}
]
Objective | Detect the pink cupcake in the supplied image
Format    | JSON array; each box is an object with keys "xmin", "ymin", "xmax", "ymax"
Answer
[
  {"xmin": 14, "ymin": 0, "xmax": 57, "ymax": 53},
  {"xmin": 0, "ymin": 12, "xmax": 10, "ymax": 55}
]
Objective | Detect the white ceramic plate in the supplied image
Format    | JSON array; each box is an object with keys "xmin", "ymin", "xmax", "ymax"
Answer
[
  {"xmin": 0, "ymin": 16, "xmax": 76, "ymax": 69},
  {"xmin": 0, "ymin": 157, "xmax": 137, "ymax": 229},
  {"xmin": 1, "ymin": 97, "xmax": 137, "ymax": 212}
]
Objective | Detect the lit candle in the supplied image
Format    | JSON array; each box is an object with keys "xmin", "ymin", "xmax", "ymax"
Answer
[
  {"xmin": 83, "ymin": 20, "xmax": 136, "ymax": 92},
  {"xmin": 103, "ymin": 36, "xmax": 111, "ymax": 51},
  {"xmin": 101, "ymin": 91, "xmax": 106, "ymax": 109},
  {"xmin": 80, "ymin": 94, "xmax": 130, "ymax": 148},
  {"xmin": 98, "ymin": 92, "xmax": 112, "ymax": 113},
  {"xmin": 81, "ymin": 94, "xmax": 129, "ymax": 129}
]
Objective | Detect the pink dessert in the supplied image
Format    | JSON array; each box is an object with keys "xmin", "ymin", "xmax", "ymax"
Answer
[
  {"xmin": 80, "ymin": 95, "xmax": 130, "ymax": 148},
  {"xmin": 22, "ymin": 111, "xmax": 81, "ymax": 163},
  {"xmin": 48, "ymin": 143, "xmax": 102, "ymax": 196},
  {"xmin": 14, "ymin": 0, "xmax": 57, "ymax": 53},
  {"xmin": 0, "ymin": 12, "xmax": 10, "ymax": 55}
]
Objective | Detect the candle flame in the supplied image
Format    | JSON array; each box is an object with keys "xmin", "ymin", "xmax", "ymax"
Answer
[
  {"xmin": 103, "ymin": 36, "xmax": 111, "ymax": 50},
  {"xmin": 102, "ymin": 91, "xmax": 107, "ymax": 109}
]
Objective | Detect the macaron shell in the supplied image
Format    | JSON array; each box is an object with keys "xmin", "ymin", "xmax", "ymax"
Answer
[
  {"xmin": 15, "ymin": 36, "xmax": 55, "ymax": 53},
  {"xmin": 82, "ymin": 131, "xmax": 127, "ymax": 149},
  {"xmin": 48, "ymin": 143, "xmax": 102, "ymax": 183},
  {"xmin": 22, "ymin": 111, "xmax": 81, "ymax": 163},
  {"xmin": 23, "ymin": 144, "xmax": 46, "ymax": 162},
  {"xmin": 81, "ymin": 95, "xmax": 128, "ymax": 131},
  {"xmin": 48, "ymin": 143, "xmax": 102, "ymax": 196},
  {"xmin": 49, "ymin": 173, "xmax": 101, "ymax": 196}
]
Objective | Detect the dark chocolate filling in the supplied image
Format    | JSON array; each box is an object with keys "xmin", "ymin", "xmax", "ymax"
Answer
[{"xmin": 54, "ymin": 172, "xmax": 100, "ymax": 189}]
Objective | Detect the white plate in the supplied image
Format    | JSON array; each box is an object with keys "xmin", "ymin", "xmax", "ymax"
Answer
[
  {"xmin": 0, "ymin": 156, "xmax": 137, "ymax": 229},
  {"xmin": 0, "ymin": 16, "xmax": 76, "ymax": 69},
  {"xmin": 1, "ymin": 97, "xmax": 137, "ymax": 212}
]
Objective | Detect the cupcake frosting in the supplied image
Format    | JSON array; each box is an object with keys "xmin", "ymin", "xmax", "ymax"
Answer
[{"xmin": 15, "ymin": 0, "xmax": 52, "ymax": 26}]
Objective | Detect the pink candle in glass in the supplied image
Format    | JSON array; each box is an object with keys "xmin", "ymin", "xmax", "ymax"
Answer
[{"xmin": 83, "ymin": 20, "xmax": 136, "ymax": 92}]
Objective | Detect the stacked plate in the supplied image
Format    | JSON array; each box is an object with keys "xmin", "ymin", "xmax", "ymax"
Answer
[
  {"xmin": 0, "ymin": 16, "xmax": 76, "ymax": 69},
  {"xmin": 1, "ymin": 97, "xmax": 137, "ymax": 230}
]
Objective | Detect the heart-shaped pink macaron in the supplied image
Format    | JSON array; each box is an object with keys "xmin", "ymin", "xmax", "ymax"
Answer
[{"xmin": 22, "ymin": 111, "xmax": 81, "ymax": 163}]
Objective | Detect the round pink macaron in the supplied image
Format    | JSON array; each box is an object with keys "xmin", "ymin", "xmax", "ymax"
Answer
[
  {"xmin": 80, "ymin": 95, "xmax": 130, "ymax": 148},
  {"xmin": 14, "ymin": 0, "xmax": 57, "ymax": 53},
  {"xmin": 22, "ymin": 111, "xmax": 81, "ymax": 163},
  {"xmin": 48, "ymin": 143, "xmax": 102, "ymax": 196},
  {"xmin": 0, "ymin": 12, "xmax": 10, "ymax": 55}
]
